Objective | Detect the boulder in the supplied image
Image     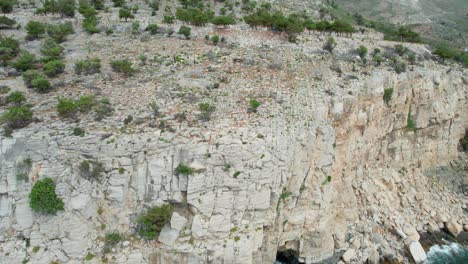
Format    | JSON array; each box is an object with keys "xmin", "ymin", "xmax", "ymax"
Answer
[
  {"xmin": 170, "ymin": 212, "xmax": 188, "ymax": 231},
  {"xmin": 408, "ymin": 241, "xmax": 427, "ymax": 264},
  {"xmin": 342, "ymin": 248, "xmax": 356, "ymax": 263},
  {"xmin": 366, "ymin": 248, "xmax": 379, "ymax": 264},
  {"xmin": 446, "ymin": 219, "xmax": 463, "ymax": 237}
]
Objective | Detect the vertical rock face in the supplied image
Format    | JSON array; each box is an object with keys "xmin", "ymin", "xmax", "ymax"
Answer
[{"xmin": 0, "ymin": 68, "xmax": 467, "ymax": 263}]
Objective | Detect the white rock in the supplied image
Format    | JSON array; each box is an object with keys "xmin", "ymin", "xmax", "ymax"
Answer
[
  {"xmin": 158, "ymin": 225, "xmax": 179, "ymax": 246},
  {"xmin": 446, "ymin": 219, "xmax": 463, "ymax": 237},
  {"xmin": 342, "ymin": 248, "xmax": 356, "ymax": 263},
  {"xmin": 170, "ymin": 212, "xmax": 188, "ymax": 231},
  {"xmin": 408, "ymin": 241, "xmax": 427, "ymax": 264}
]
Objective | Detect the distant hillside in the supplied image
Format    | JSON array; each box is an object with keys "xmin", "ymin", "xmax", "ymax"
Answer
[{"xmin": 331, "ymin": 0, "xmax": 468, "ymax": 47}]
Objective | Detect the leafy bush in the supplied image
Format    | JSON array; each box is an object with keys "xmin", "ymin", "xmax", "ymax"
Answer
[
  {"xmin": 46, "ymin": 22, "xmax": 74, "ymax": 43},
  {"xmin": 395, "ymin": 44, "xmax": 408, "ymax": 56},
  {"xmin": 323, "ymin": 37, "xmax": 336, "ymax": 53},
  {"xmin": 105, "ymin": 232, "xmax": 122, "ymax": 246},
  {"xmin": 43, "ymin": 59, "xmax": 65, "ymax": 77},
  {"xmin": 392, "ymin": 59, "xmax": 406, "ymax": 74},
  {"xmin": 83, "ymin": 16, "xmax": 100, "ymax": 34},
  {"xmin": 57, "ymin": 97, "xmax": 78, "ymax": 117},
  {"xmin": 29, "ymin": 177, "xmax": 64, "ymax": 214},
  {"xmin": 357, "ymin": 45, "xmax": 368, "ymax": 60},
  {"xmin": 146, "ymin": 23, "xmax": 159, "ymax": 35},
  {"xmin": 211, "ymin": 15, "xmax": 235, "ymax": 27},
  {"xmin": 176, "ymin": 7, "xmax": 214, "ymax": 26},
  {"xmin": 175, "ymin": 163, "xmax": 194, "ymax": 175},
  {"xmin": 178, "ymin": 25, "xmax": 191, "ymax": 39},
  {"xmin": 136, "ymin": 204, "xmax": 173, "ymax": 240},
  {"xmin": 26, "ymin": 21, "xmax": 47, "ymax": 40},
  {"xmin": 13, "ymin": 51, "xmax": 36, "ymax": 71},
  {"xmin": 7, "ymin": 91, "xmax": 26, "ymax": 105},
  {"xmin": 0, "ymin": 16, "xmax": 16, "ymax": 29},
  {"xmin": 0, "ymin": 0, "xmax": 15, "ymax": 13},
  {"xmin": 110, "ymin": 59, "xmax": 135, "ymax": 75},
  {"xmin": 79, "ymin": 160, "xmax": 103, "ymax": 180},
  {"xmin": 75, "ymin": 58, "xmax": 101, "ymax": 75},
  {"xmin": 36, "ymin": 0, "xmax": 76, "ymax": 18},
  {"xmin": 383, "ymin": 88, "xmax": 393, "ymax": 105},
  {"xmin": 31, "ymin": 77, "xmax": 51, "ymax": 92},
  {"xmin": 248, "ymin": 99, "xmax": 261, "ymax": 113},
  {"xmin": 40, "ymin": 38, "xmax": 64, "ymax": 62},
  {"xmin": 0, "ymin": 36, "xmax": 20, "ymax": 63},
  {"xmin": 211, "ymin": 35, "xmax": 220, "ymax": 45},
  {"xmin": 198, "ymin": 102, "xmax": 215, "ymax": 121},
  {"xmin": 112, "ymin": 0, "xmax": 125, "ymax": 7},
  {"xmin": 163, "ymin": 14, "xmax": 175, "ymax": 24},
  {"xmin": 119, "ymin": 8, "xmax": 134, "ymax": 21},
  {"xmin": 22, "ymin": 70, "xmax": 46, "ymax": 88},
  {"xmin": 407, "ymin": 107, "xmax": 416, "ymax": 131}
]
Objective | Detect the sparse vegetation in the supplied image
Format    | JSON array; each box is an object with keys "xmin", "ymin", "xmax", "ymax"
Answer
[
  {"xmin": 407, "ymin": 107, "xmax": 417, "ymax": 131},
  {"xmin": 119, "ymin": 7, "xmax": 134, "ymax": 21},
  {"xmin": 75, "ymin": 58, "xmax": 101, "ymax": 75},
  {"xmin": 146, "ymin": 23, "xmax": 159, "ymax": 35},
  {"xmin": 383, "ymin": 88, "xmax": 394, "ymax": 105},
  {"xmin": 323, "ymin": 37, "xmax": 336, "ymax": 53},
  {"xmin": 178, "ymin": 25, "xmax": 191, "ymax": 39},
  {"xmin": 357, "ymin": 45, "xmax": 368, "ymax": 61},
  {"xmin": 110, "ymin": 58, "xmax": 135, "ymax": 76},
  {"xmin": 79, "ymin": 160, "xmax": 103, "ymax": 180},
  {"xmin": 175, "ymin": 163, "xmax": 194, "ymax": 175},
  {"xmin": 29, "ymin": 177, "xmax": 64, "ymax": 214},
  {"xmin": 40, "ymin": 38, "xmax": 64, "ymax": 62},
  {"xmin": 43, "ymin": 59, "xmax": 65, "ymax": 77},
  {"xmin": 198, "ymin": 102, "xmax": 215, "ymax": 121},
  {"xmin": 248, "ymin": 99, "xmax": 261, "ymax": 113},
  {"xmin": 7, "ymin": 91, "xmax": 26, "ymax": 105},
  {"xmin": 1, "ymin": 105, "xmax": 33, "ymax": 129},
  {"xmin": 136, "ymin": 204, "xmax": 173, "ymax": 240}
]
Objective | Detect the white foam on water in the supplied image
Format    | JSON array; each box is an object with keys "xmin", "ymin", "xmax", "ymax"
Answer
[{"xmin": 426, "ymin": 243, "xmax": 468, "ymax": 264}]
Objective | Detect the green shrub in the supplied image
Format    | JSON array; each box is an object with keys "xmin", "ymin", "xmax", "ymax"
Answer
[
  {"xmin": 40, "ymin": 38, "xmax": 64, "ymax": 62},
  {"xmin": 374, "ymin": 54, "xmax": 383, "ymax": 66},
  {"xmin": 357, "ymin": 45, "xmax": 368, "ymax": 60},
  {"xmin": 0, "ymin": 85, "xmax": 10, "ymax": 94},
  {"xmin": 1, "ymin": 105, "xmax": 33, "ymax": 129},
  {"xmin": 29, "ymin": 177, "xmax": 64, "ymax": 214},
  {"xmin": 392, "ymin": 59, "xmax": 406, "ymax": 74},
  {"xmin": 105, "ymin": 27, "xmax": 113, "ymax": 35},
  {"xmin": 105, "ymin": 232, "xmax": 122, "ymax": 246},
  {"xmin": 198, "ymin": 102, "xmax": 215, "ymax": 121},
  {"xmin": 211, "ymin": 15, "xmax": 235, "ymax": 27},
  {"xmin": 83, "ymin": 16, "xmax": 100, "ymax": 34},
  {"xmin": 75, "ymin": 58, "xmax": 101, "ymax": 75},
  {"xmin": 175, "ymin": 7, "xmax": 214, "ymax": 26},
  {"xmin": 0, "ymin": 36, "xmax": 20, "ymax": 63},
  {"xmin": 7, "ymin": 91, "xmax": 26, "ymax": 105},
  {"xmin": 31, "ymin": 77, "xmax": 51, "ymax": 92},
  {"xmin": 146, "ymin": 23, "xmax": 158, "ymax": 35},
  {"xmin": 25, "ymin": 21, "xmax": 47, "ymax": 40},
  {"xmin": 163, "ymin": 14, "xmax": 174, "ymax": 24},
  {"xmin": 211, "ymin": 35, "xmax": 220, "ymax": 45},
  {"xmin": 0, "ymin": 16, "xmax": 16, "ymax": 29},
  {"xmin": 85, "ymin": 252, "xmax": 94, "ymax": 261},
  {"xmin": 395, "ymin": 44, "xmax": 408, "ymax": 56},
  {"xmin": 323, "ymin": 37, "xmax": 336, "ymax": 53},
  {"xmin": 407, "ymin": 107, "xmax": 417, "ymax": 131},
  {"xmin": 178, "ymin": 25, "xmax": 191, "ymax": 39},
  {"xmin": 0, "ymin": 0, "xmax": 15, "ymax": 13},
  {"xmin": 248, "ymin": 99, "xmax": 260, "ymax": 113},
  {"xmin": 136, "ymin": 204, "xmax": 173, "ymax": 239},
  {"xmin": 13, "ymin": 51, "xmax": 36, "ymax": 72},
  {"xmin": 131, "ymin": 21, "xmax": 140, "ymax": 34},
  {"xmin": 22, "ymin": 70, "xmax": 45, "ymax": 88},
  {"xmin": 46, "ymin": 22, "xmax": 74, "ymax": 43},
  {"xmin": 37, "ymin": 0, "xmax": 76, "ymax": 17},
  {"xmin": 43, "ymin": 59, "xmax": 65, "ymax": 77},
  {"xmin": 110, "ymin": 59, "xmax": 135, "ymax": 75},
  {"xmin": 79, "ymin": 160, "xmax": 103, "ymax": 180},
  {"xmin": 57, "ymin": 97, "xmax": 78, "ymax": 117},
  {"xmin": 72, "ymin": 127, "xmax": 85, "ymax": 136},
  {"xmin": 383, "ymin": 88, "xmax": 393, "ymax": 105},
  {"xmin": 119, "ymin": 8, "xmax": 134, "ymax": 21},
  {"xmin": 112, "ymin": 0, "xmax": 125, "ymax": 7},
  {"xmin": 175, "ymin": 163, "xmax": 194, "ymax": 175}
]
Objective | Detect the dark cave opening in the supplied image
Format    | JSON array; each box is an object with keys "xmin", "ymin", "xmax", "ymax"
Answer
[{"xmin": 275, "ymin": 249, "xmax": 300, "ymax": 264}]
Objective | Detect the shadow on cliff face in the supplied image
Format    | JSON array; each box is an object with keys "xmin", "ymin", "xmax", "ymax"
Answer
[
  {"xmin": 424, "ymin": 154, "xmax": 468, "ymax": 195},
  {"xmin": 275, "ymin": 249, "xmax": 299, "ymax": 264}
]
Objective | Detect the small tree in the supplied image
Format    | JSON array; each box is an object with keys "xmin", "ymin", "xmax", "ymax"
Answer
[
  {"xmin": 112, "ymin": 0, "xmax": 125, "ymax": 7},
  {"xmin": 13, "ymin": 51, "xmax": 36, "ymax": 72},
  {"xmin": 29, "ymin": 178, "xmax": 64, "ymax": 214},
  {"xmin": 110, "ymin": 58, "xmax": 135, "ymax": 76},
  {"xmin": 44, "ymin": 59, "xmax": 65, "ymax": 77},
  {"xmin": 119, "ymin": 8, "xmax": 134, "ymax": 21},
  {"xmin": 0, "ymin": 0, "xmax": 15, "ymax": 13},
  {"xmin": 146, "ymin": 23, "xmax": 159, "ymax": 35},
  {"xmin": 357, "ymin": 45, "xmax": 368, "ymax": 60},
  {"xmin": 323, "ymin": 37, "xmax": 336, "ymax": 53},
  {"xmin": 75, "ymin": 58, "xmax": 101, "ymax": 75},
  {"xmin": 1, "ymin": 105, "xmax": 33, "ymax": 129},
  {"xmin": 40, "ymin": 38, "xmax": 64, "ymax": 62},
  {"xmin": 178, "ymin": 25, "xmax": 191, "ymax": 39},
  {"xmin": 46, "ymin": 22, "xmax": 74, "ymax": 43},
  {"xmin": 26, "ymin": 21, "xmax": 47, "ymax": 40},
  {"xmin": 211, "ymin": 15, "xmax": 235, "ymax": 28},
  {"xmin": 211, "ymin": 35, "xmax": 220, "ymax": 45},
  {"xmin": 136, "ymin": 204, "xmax": 173, "ymax": 240},
  {"xmin": 6, "ymin": 91, "xmax": 26, "ymax": 105},
  {"xmin": 248, "ymin": 99, "xmax": 261, "ymax": 113}
]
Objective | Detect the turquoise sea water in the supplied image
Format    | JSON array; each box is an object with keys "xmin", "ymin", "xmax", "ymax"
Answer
[{"xmin": 426, "ymin": 243, "xmax": 468, "ymax": 264}]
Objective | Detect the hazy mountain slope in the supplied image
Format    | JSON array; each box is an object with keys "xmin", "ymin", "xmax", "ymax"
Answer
[{"xmin": 332, "ymin": 0, "xmax": 468, "ymax": 47}]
